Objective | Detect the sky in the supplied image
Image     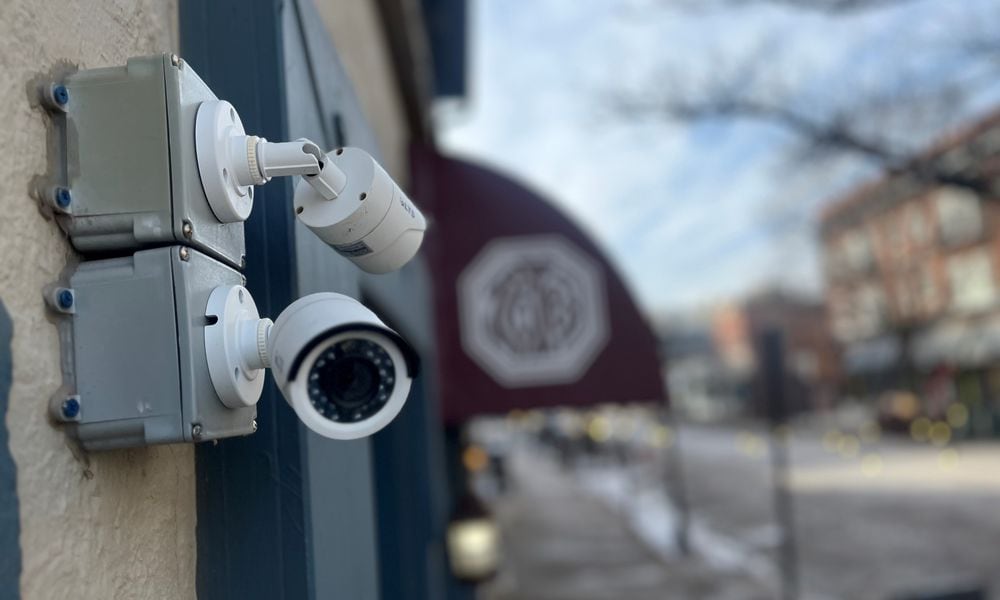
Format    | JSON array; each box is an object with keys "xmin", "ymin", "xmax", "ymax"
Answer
[{"xmin": 437, "ymin": 0, "xmax": 1000, "ymax": 318}]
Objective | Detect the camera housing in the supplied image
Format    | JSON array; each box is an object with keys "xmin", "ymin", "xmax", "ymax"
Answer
[
  {"xmin": 268, "ymin": 293, "xmax": 419, "ymax": 439},
  {"xmin": 204, "ymin": 288, "xmax": 419, "ymax": 440},
  {"xmin": 293, "ymin": 147, "xmax": 427, "ymax": 274}
]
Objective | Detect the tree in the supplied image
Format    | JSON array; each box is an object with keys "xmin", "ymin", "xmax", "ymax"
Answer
[
  {"xmin": 614, "ymin": 0, "xmax": 1000, "ymax": 191},
  {"xmin": 611, "ymin": 0, "xmax": 1000, "ymax": 399}
]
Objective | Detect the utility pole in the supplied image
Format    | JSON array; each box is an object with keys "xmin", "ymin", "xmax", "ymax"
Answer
[
  {"xmin": 757, "ymin": 329, "xmax": 800, "ymax": 600},
  {"xmin": 664, "ymin": 407, "xmax": 692, "ymax": 556}
]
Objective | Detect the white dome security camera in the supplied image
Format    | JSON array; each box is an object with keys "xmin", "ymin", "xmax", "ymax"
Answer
[
  {"xmin": 195, "ymin": 100, "xmax": 427, "ymax": 274},
  {"xmin": 205, "ymin": 286, "xmax": 419, "ymax": 440}
]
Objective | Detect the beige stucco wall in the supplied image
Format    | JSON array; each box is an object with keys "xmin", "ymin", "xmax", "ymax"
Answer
[
  {"xmin": 0, "ymin": 2, "xmax": 196, "ymax": 599},
  {"xmin": 314, "ymin": 0, "xmax": 411, "ymax": 181}
]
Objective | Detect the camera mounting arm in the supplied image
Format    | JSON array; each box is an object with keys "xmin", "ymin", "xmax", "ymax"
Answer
[
  {"xmin": 253, "ymin": 139, "xmax": 348, "ymax": 201},
  {"xmin": 195, "ymin": 100, "xmax": 348, "ymax": 222}
]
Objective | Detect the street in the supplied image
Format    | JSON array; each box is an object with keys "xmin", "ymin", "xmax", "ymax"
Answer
[{"xmin": 481, "ymin": 421, "xmax": 1000, "ymax": 599}]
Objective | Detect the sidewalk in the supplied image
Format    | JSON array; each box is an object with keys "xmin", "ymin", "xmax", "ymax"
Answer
[{"xmin": 480, "ymin": 445, "xmax": 775, "ymax": 600}]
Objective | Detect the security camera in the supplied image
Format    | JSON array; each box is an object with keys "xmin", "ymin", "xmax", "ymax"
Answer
[
  {"xmin": 267, "ymin": 292, "xmax": 420, "ymax": 439},
  {"xmin": 292, "ymin": 147, "xmax": 427, "ymax": 274},
  {"xmin": 205, "ymin": 286, "xmax": 419, "ymax": 440},
  {"xmin": 195, "ymin": 100, "xmax": 427, "ymax": 274}
]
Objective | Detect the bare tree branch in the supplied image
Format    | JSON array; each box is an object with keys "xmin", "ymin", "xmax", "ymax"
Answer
[
  {"xmin": 608, "ymin": 2, "xmax": 1000, "ymax": 193},
  {"xmin": 616, "ymin": 94, "xmax": 993, "ymax": 192}
]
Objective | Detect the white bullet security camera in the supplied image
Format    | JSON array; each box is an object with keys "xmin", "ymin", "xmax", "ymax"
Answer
[
  {"xmin": 268, "ymin": 292, "xmax": 419, "ymax": 439},
  {"xmin": 205, "ymin": 286, "xmax": 419, "ymax": 440},
  {"xmin": 293, "ymin": 147, "xmax": 427, "ymax": 274},
  {"xmin": 195, "ymin": 100, "xmax": 427, "ymax": 274}
]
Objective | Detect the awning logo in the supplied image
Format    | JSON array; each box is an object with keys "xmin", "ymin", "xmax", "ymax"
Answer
[{"xmin": 458, "ymin": 235, "xmax": 609, "ymax": 388}]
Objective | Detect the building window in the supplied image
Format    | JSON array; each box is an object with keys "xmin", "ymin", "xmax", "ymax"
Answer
[
  {"xmin": 839, "ymin": 229, "xmax": 873, "ymax": 274},
  {"xmin": 883, "ymin": 217, "xmax": 906, "ymax": 263},
  {"xmin": 948, "ymin": 249, "xmax": 996, "ymax": 313},
  {"xmin": 908, "ymin": 205, "xmax": 930, "ymax": 247},
  {"xmin": 832, "ymin": 283, "xmax": 885, "ymax": 342},
  {"xmin": 823, "ymin": 243, "xmax": 842, "ymax": 279},
  {"xmin": 936, "ymin": 187, "xmax": 982, "ymax": 247},
  {"xmin": 919, "ymin": 265, "xmax": 939, "ymax": 315},
  {"xmin": 895, "ymin": 276, "xmax": 914, "ymax": 320},
  {"xmin": 829, "ymin": 292, "xmax": 853, "ymax": 342},
  {"xmin": 855, "ymin": 283, "xmax": 886, "ymax": 337},
  {"xmin": 895, "ymin": 266, "xmax": 939, "ymax": 320}
]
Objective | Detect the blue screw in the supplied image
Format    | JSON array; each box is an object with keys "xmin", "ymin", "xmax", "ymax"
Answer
[
  {"xmin": 57, "ymin": 289, "xmax": 74, "ymax": 310},
  {"xmin": 52, "ymin": 84, "xmax": 69, "ymax": 106},
  {"xmin": 61, "ymin": 398, "xmax": 80, "ymax": 419},
  {"xmin": 55, "ymin": 187, "xmax": 72, "ymax": 209}
]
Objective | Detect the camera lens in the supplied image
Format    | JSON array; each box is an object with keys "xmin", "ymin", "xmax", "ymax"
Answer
[{"xmin": 307, "ymin": 338, "xmax": 396, "ymax": 423}]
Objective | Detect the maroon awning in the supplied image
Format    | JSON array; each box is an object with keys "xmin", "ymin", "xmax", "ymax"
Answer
[{"xmin": 412, "ymin": 145, "xmax": 666, "ymax": 425}]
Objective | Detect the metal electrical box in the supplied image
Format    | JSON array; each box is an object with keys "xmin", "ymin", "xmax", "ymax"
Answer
[
  {"xmin": 49, "ymin": 246, "xmax": 257, "ymax": 450},
  {"xmin": 48, "ymin": 55, "xmax": 245, "ymax": 269}
]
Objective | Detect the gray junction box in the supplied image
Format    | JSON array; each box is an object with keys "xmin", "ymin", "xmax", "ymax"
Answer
[
  {"xmin": 51, "ymin": 246, "xmax": 257, "ymax": 450},
  {"xmin": 51, "ymin": 55, "xmax": 246, "ymax": 269}
]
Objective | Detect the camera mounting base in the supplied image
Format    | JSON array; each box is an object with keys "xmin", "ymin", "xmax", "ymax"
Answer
[
  {"xmin": 204, "ymin": 285, "xmax": 270, "ymax": 409},
  {"xmin": 195, "ymin": 100, "xmax": 256, "ymax": 223}
]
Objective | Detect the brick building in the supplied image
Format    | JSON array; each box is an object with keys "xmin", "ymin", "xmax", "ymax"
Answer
[{"xmin": 820, "ymin": 110, "xmax": 1000, "ymax": 430}]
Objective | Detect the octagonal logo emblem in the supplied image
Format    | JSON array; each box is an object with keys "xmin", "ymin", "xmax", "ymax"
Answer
[{"xmin": 457, "ymin": 235, "xmax": 609, "ymax": 388}]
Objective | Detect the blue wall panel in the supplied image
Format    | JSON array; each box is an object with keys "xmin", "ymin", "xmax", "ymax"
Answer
[
  {"xmin": 180, "ymin": 2, "xmax": 308, "ymax": 598},
  {"xmin": 182, "ymin": 2, "xmax": 449, "ymax": 599},
  {"xmin": 0, "ymin": 300, "xmax": 19, "ymax": 600}
]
